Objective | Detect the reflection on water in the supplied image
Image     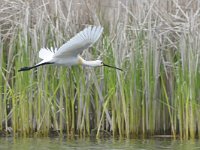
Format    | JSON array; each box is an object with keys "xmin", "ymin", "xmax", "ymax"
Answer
[{"xmin": 0, "ymin": 136, "xmax": 200, "ymax": 150}]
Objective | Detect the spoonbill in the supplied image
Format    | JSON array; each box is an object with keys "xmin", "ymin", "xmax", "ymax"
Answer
[{"xmin": 18, "ymin": 26, "xmax": 123, "ymax": 72}]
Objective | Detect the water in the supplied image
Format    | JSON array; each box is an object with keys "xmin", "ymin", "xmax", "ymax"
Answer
[{"xmin": 1, "ymin": 136, "xmax": 200, "ymax": 150}]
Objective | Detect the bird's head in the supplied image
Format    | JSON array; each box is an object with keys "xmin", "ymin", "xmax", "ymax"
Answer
[
  {"xmin": 95, "ymin": 60, "xmax": 104, "ymax": 66},
  {"xmin": 95, "ymin": 60, "xmax": 123, "ymax": 71}
]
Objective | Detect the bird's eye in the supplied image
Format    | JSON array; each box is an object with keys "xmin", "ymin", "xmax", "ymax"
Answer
[{"xmin": 101, "ymin": 62, "xmax": 103, "ymax": 64}]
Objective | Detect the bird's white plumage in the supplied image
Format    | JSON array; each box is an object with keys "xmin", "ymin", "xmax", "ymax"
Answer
[
  {"xmin": 39, "ymin": 47, "xmax": 55, "ymax": 60},
  {"xmin": 38, "ymin": 26, "xmax": 103, "ymax": 64},
  {"xmin": 18, "ymin": 26, "xmax": 123, "ymax": 72},
  {"xmin": 53, "ymin": 26, "xmax": 103, "ymax": 58},
  {"xmin": 36, "ymin": 26, "xmax": 103, "ymax": 66}
]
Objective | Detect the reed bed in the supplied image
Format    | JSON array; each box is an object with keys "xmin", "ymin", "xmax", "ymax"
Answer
[{"xmin": 1, "ymin": 0, "xmax": 200, "ymax": 139}]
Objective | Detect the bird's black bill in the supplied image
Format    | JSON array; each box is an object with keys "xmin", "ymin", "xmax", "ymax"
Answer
[
  {"xmin": 18, "ymin": 62, "xmax": 54, "ymax": 72},
  {"xmin": 103, "ymin": 63, "xmax": 123, "ymax": 71}
]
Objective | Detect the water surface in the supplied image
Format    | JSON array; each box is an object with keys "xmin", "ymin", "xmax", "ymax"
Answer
[{"xmin": 0, "ymin": 136, "xmax": 200, "ymax": 150}]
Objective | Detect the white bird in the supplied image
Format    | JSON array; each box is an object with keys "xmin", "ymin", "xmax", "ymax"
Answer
[{"xmin": 18, "ymin": 26, "xmax": 122, "ymax": 72}]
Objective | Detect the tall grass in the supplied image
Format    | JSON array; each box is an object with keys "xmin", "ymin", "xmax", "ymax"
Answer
[{"xmin": 1, "ymin": 0, "xmax": 200, "ymax": 139}]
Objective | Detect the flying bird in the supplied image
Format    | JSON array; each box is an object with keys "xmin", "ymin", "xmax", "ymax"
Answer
[{"xmin": 18, "ymin": 26, "xmax": 123, "ymax": 72}]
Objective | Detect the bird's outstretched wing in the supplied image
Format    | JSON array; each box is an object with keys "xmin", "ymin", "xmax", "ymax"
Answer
[{"xmin": 53, "ymin": 26, "xmax": 103, "ymax": 58}]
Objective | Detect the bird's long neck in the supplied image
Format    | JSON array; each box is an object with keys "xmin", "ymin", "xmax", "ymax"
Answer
[{"xmin": 78, "ymin": 56, "xmax": 98, "ymax": 67}]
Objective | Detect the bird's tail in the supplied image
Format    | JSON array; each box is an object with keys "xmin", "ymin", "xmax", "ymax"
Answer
[
  {"xmin": 39, "ymin": 47, "xmax": 57, "ymax": 60},
  {"xmin": 18, "ymin": 47, "xmax": 56, "ymax": 72}
]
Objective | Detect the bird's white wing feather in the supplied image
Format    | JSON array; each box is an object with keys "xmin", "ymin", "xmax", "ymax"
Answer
[{"xmin": 53, "ymin": 26, "xmax": 103, "ymax": 58}]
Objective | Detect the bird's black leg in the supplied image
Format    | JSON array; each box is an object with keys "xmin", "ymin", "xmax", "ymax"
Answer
[{"xmin": 18, "ymin": 62, "xmax": 54, "ymax": 72}]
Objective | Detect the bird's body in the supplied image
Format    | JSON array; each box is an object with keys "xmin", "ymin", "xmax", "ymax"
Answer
[{"xmin": 18, "ymin": 26, "xmax": 122, "ymax": 72}]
